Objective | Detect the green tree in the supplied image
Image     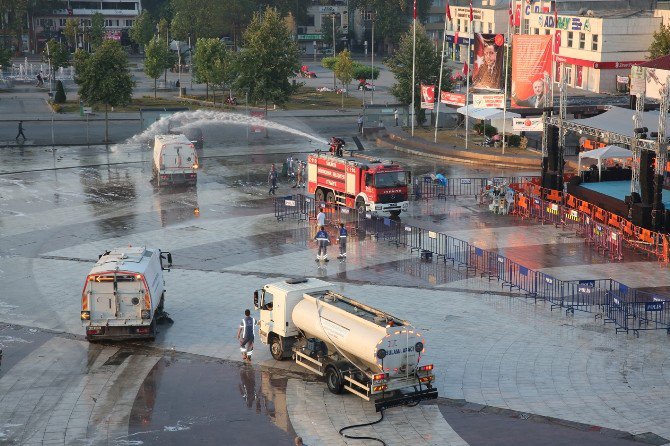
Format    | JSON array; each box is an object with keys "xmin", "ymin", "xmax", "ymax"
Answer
[
  {"xmin": 320, "ymin": 14, "xmax": 346, "ymax": 53},
  {"xmin": 0, "ymin": 46, "xmax": 11, "ymax": 68},
  {"xmin": 192, "ymin": 38, "xmax": 227, "ymax": 102},
  {"xmin": 322, "ymin": 57, "xmax": 379, "ymax": 81},
  {"xmin": 130, "ymin": 11, "xmax": 155, "ymax": 51},
  {"xmin": 144, "ymin": 35, "xmax": 173, "ymax": 98},
  {"xmin": 90, "ymin": 12, "xmax": 105, "ymax": 49},
  {"xmin": 43, "ymin": 39, "xmax": 69, "ymax": 90},
  {"xmin": 74, "ymin": 41, "xmax": 134, "ymax": 142},
  {"xmin": 170, "ymin": 0, "xmax": 226, "ymax": 41},
  {"xmin": 349, "ymin": 0, "xmax": 431, "ymax": 53},
  {"xmin": 648, "ymin": 23, "xmax": 670, "ymax": 60},
  {"xmin": 64, "ymin": 18, "xmax": 80, "ymax": 51},
  {"xmin": 334, "ymin": 49, "xmax": 354, "ymax": 107},
  {"xmin": 54, "ymin": 80, "xmax": 66, "ymax": 103},
  {"xmin": 387, "ymin": 23, "xmax": 452, "ymax": 126},
  {"xmin": 234, "ymin": 7, "xmax": 300, "ymax": 111}
]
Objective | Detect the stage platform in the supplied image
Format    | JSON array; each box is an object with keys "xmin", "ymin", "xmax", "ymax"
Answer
[{"xmin": 581, "ymin": 181, "xmax": 670, "ymax": 209}]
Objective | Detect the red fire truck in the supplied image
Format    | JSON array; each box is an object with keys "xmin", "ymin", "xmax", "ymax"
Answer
[{"xmin": 307, "ymin": 152, "xmax": 410, "ymax": 216}]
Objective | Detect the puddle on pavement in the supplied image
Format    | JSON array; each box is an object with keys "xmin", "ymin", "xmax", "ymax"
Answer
[{"xmin": 127, "ymin": 357, "xmax": 295, "ymax": 445}]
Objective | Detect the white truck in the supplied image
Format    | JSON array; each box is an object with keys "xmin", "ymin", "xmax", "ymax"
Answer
[
  {"xmin": 153, "ymin": 134, "xmax": 199, "ymax": 186},
  {"xmin": 81, "ymin": 246, "xmax": 172, "ymax": 341},
  {"xmin": 254, "ymin": 278, "xmax": 437, "ymax": 411}
]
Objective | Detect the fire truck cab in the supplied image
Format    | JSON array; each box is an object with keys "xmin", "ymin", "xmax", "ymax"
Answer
[{"xmin": 307, "ymin": 152, "xmax": 410, "ymax": 216}]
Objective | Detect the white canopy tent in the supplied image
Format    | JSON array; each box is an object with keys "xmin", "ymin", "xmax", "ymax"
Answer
[
  {"xmin": 577, "ymin": 145, "xmax": 633, "ymax": 180},
  {"xmin": 456, "ymin": 107, "xmax": 521, "ymax": 135}
]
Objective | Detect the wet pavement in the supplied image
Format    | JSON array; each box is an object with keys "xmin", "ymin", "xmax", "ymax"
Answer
[{"xmin": 1, "ymin": 114, "xmax": 670, "ymax": 445}]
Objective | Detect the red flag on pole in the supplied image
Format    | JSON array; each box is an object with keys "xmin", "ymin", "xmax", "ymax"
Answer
[
  {"xmin": 469, "ymin": 0, "xmax": 474, "ymax": 22},
  {"xmin": 413, "ymin": 0, "xmax": 417, "ymax": 20},
  {"xmin": 554, "ymin": 1, "xmax": 558, "ymax": 27},
  {"xmin": 462, "ymin": 61, "xmax": 469, "ymax": 75},
  {"xmin": 446, "ymin": 0, "xmax": 452, "ymax": 22},
  {"xmin": 508, "ymin": 0, "xmax": 514, "ymax": 26}
]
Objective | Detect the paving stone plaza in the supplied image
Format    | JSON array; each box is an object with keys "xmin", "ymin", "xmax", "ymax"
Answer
[{"xmin": 1, "ymin": 128, "xmax": 670, "ymax": 445}]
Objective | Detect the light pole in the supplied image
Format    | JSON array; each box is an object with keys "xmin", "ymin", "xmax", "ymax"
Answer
[
  {"xmin": 370, "ymin": 11, "xmax": 376, "ymax": 105},
  {"xmin": 331, "ymin": 13, "xmax": 338, "ymax": 90}
]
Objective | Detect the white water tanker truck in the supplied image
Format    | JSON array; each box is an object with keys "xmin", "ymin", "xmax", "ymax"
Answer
[{"xmin": 253, "ymin": 278, "xmax": 437, "ymax": 411}]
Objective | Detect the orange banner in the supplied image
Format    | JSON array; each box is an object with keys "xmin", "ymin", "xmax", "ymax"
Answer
[{"xmin": 511, "ymin": 35, "xmax": 552, "ymax": 108}]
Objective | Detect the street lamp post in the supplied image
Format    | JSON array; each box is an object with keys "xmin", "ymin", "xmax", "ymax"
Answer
[
  {"xmin": 370, "ymin": 11, "xmax": 376, "ymax": 105},
  {"xmin": 332, "ymin": 13, "xmax": 338, "ymax": 90}
]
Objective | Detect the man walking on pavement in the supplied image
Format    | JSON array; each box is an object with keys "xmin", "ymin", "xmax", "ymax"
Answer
[
  {"xmin": 268, "ymin": 163, "xmax": 278, "ymax": 195},
  {"xmin": 337, "ymin": 223, "xmax": 348, "ymax": 259},
  {"xmin": 316, "ymin": 207, "xmax": 326, "ymax": 229},
  {"xmin": 357, "ymin": 114, "xmax": 364, "ymax": 134},
  {"xmin": 15, "ymin": 121, "xmax": 26, "ymax": 142},
  {"xmin": 237, "ymin": 309, "xmax": 257, "ymax": 362},
  {"xmin": 315, "ymin": 225, "xmax": 330, "ymax": 261},
  {"xmin": 394, "ymin": 108, "xmax": 399, "ymax": 126}
]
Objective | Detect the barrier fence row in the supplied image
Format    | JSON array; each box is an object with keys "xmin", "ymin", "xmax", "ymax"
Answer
[
  {"xmin": 355, "ymin": 213, "xmax": 669, "ymax": 336},
  {"xmin": 411, "ymin": 176, "xmax": 540, "ymax": 201}
]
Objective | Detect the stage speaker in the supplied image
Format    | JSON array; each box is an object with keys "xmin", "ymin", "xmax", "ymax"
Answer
[
  {"xmin": 546, "ymin": 125, "xmax": 560, "ymax": 171},
  {"xmin": 639, "ymin": 150, "xmax": 656, "ymax": 205},
  {"xmin": 631, "ymin": 202, "xmax": 653, "ymax": 229},
  {"xmin": 630, "ymin": 94, "xmax": 636, "ymax": 110},
  {"xmin": 665, "ymin": 210, "xmax": 670, "ymax": 233}
]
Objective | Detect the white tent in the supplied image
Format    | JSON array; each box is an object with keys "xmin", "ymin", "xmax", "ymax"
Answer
[
  {"xmin": 456, "ymin": 106, "xmax": 521, "ymax": 135},
  {"xmin": 577, "ymin": 145, "xmax": 632, "ymax": 180}
]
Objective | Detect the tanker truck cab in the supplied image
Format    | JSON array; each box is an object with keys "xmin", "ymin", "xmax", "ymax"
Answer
[
  {"xmin": 254, "ymin": 278, "xmax": 437, "ymax": 411},
  {"xmin": 361, "ymin": 161, "xmax": 410, "ymax": 216},
  {"xmin": 81, "ymin": 246, "xmax": 172, "ymax": 341}
]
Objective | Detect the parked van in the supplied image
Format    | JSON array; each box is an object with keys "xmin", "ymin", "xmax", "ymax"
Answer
[
  {"xmin": 153, "ymin": 134, "xmax": 198, "ymax": 186},
  {"xmin": 81, "ymin": 246, "xmax": 172, "ymax": 341}
]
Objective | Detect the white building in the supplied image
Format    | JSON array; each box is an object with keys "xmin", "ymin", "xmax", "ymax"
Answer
[
  {"xmin": 426, "ymin": 0, "xmax": 662, "ymax": 93},
  {"xmin": 34, "ymin": 0, "xmax": 143, "ymax": 52},
  {"xmin": 297, "ymin": 4, "xmax": 349, "ymax": 56}
]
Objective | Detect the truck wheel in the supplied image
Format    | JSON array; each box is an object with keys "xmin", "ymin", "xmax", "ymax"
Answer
[
  {"xmin": 315, "ymin": 188, "xmax": 325, "ymax": 203},
  {"xmin": 270, "ymin": 336, "xmax": 286, "ymax": 361},
  {"xmin": 325, "ymin": 365, "xmax": 344, "ymax": 394},
  {"xmin": 148, "ymin": 319, "xmax": 157, "ymax": 342},
  {"xmin": 326, "ymin": 191, "xmax": 336, "ymax": 203}
]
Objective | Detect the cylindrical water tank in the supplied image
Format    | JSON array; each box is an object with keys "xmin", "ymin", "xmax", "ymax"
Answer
[{"xmin": 292, "ymin": 294, "xmax": 424, "ymax": 377}]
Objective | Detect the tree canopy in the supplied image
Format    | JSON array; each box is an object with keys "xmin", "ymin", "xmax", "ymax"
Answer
[
  {"xmin": 145, "ymin": 35, "xmax": 173, "ymax": 97},
  {"xmin": 234, "ymin": 7, "xmax": 300, "ymax": 108},
  {"xmin": 90, "ymin": 12, "xmax": 106, "ymax": 49},
  {"xmin": 64, "ymin": 18, "xmax": 80, "ymax": 51},
  {"xmin": 74, "ymin": 41, "xmax": 134, "ymax": 140},
  {"xmin": 43, "ymin": 39, "xmax": 70, "ymax": 70},
  {"xmin": 648, "ymin": 23, "xmax": 670, "ymax": 60},
  {"xmin": 130, "ymin": 11, "xmax": 155, "ymax": 50},
  {"xmin": 387, "ymin": 23, "xmax": 452, "ymax": 125},
  {"xmin": 192, "ymin": 38, "xmax": 229, "ymax": 101}
]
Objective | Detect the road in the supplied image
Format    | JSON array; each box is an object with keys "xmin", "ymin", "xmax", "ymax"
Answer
[{"xmin": 2, "ymin": 106, "xmax": 669, "ymax": 445}]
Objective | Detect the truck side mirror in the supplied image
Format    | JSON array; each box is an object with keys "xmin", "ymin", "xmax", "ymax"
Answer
[
  {"xmin": 253, "ymin": 290, "xmax": 260, "ymax": 309},
  {"xmin": 407, "ymin": 171, "xmax": 412, "ymax": 183},
  {"xmin": 167, "ymin": 253, "xmax": 173, "ymax": 266}
]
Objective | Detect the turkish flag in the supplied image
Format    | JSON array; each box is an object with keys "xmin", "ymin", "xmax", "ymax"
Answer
[
  {"xmin": 463, "ymin": 61, "xmax": 469, "ymax": 75},
  {"xmin": 514, "ymin": 4, "xmax": 521, "ymax": 27},
  {"xmin": 554, "ymin": 30, "xmax": 561, "ymax": 55},
  {"xmin": 420, "ymin": 84, "xmax": 435, "ymax": 109},
  {"xmin": 413, "ymin": 0, "xmax": 417, "ymax": 20},
  {"xmin": 446, "ymin": 0, "xmax": 452, "ymax": 22},
  {"xmin": 469, "ymin": 0, "xmax": 474, "ymax": 22},
  {"xmin": 454, "ymin": 32, "xmax": 459, "ymax": 44}
]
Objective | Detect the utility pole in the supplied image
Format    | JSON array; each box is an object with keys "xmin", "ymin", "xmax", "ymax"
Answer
[
  {"xmin": 370, "ymin": 11, "xmax": 376, "ymax": 105},
  {"xmin": 332, "ymin": 13, "xmax": 338, "ymax": 90}
]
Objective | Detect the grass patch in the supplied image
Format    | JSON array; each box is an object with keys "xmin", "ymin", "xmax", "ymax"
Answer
[
  {"xmin": 285, "ymin": 86, "xmax": 363, "ymax": 110},
  {"xmin": 52, "ymin": 97, "xmax": 199, "ymax": 114}
]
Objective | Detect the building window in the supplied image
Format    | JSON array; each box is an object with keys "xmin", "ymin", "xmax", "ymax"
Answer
[
  {"xmin": 579, "ymin": 33, "xmax": 585, "ymax": 50},
  {"xmin": 592, "ymin": 34, "xmax": 598, "ymax": 51},
  {"xmin": 306, "ymin": 15, "xmax": 314, "ymax": 26},
  {"xmin": 59, "ymin": 18, "xmax": 67, "ymax": 26},
  {"xmin": 523, "ymin": 19, "xmax": 529, "ymax": 34},
  {"xmin": 487, "ymin": 22, "xmax": 492, "ymax": 33},
  {"xmin": 567, "ymin": 31, "xmax": 573, "ymax": 47},
  {"xmin": 545, "ymin": 29, "xmax": 550, "ymax": 35},
  {"xmin": 457, "ymin": 19, "xmax": 461, "ymax": 32},
  {"xmin": 125, "ymin": 19, "xmax": 133, "ymax": 27}
]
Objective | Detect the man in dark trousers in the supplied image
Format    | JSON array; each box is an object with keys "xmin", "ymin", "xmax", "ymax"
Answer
[
  {"xmin": 337, "ymin": 223, "xmax": 348, "ymax": 259},
  {"xmin": 268, "ymin": 163, "xmax": 278, "ymax": 195},
  {"xmin": 237, "ymin": 309, "xmax": 257, "ymax": 362},
  {"xmin": 315, "ymin": 225, "xmax": 330, "ymax": 261},
  {"xmin": 16, "ymin": 121, "xmax": 26, "ymax": 142}
]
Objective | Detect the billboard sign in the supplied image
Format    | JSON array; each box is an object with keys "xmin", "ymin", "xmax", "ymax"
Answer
[
  {"xmin": 420, "ymin": 84, "xmax": 435, "ymax": 109},
  {"xmin": 511, "ymin": 35, "xmax": 552, "ymax": 108},
  {"xmin": 472, "ymin": 33, "xmax": 505, "ymax": 91},
  {"xmin": 644, "ymin": 67, "xmax": 670, "ymax": 101},
  {"xmin": 472, "ymin": 94, "xmax": 505, "ymax": 108},
  {"xmin": 440, "ymin": 91, "xmax": 466, "ymax": 106},
  {"xmin": 512, "ymin": 117, "xmax": 543, "ymax": 131}
]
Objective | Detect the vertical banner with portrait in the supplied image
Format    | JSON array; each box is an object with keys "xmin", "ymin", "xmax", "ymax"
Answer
[
  {"xmin": 472, "ymin": 33, "xmax": 504, "ymax": 92},
  {"xmin": 511, "ymin": 35, "xmax": 552, "ymax": 108}
]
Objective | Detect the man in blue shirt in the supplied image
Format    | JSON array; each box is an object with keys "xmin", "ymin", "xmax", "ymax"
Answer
[
  {"xmin": 315, "ymin": 226, "xmax": 330, "ymax": 261},
  {"xmin": 337, "ymin": 223, "xmax": 348, "ymax": 259}
]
